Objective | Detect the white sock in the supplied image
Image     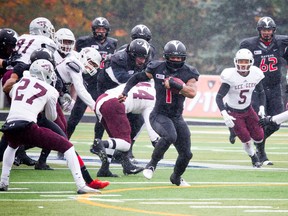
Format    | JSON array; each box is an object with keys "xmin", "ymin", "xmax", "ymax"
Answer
[
  {"xmin": 1, "ymin": 146, "xmax": 17, "ymax": 185},
  {"xmin": 64, "ymin": 147, "xmax": 85, "ymax": 189},
  {"xmin": 242, "ymin": 140, "xmax": 255, "ymax": 156},
  {"xmin": 108, "ymin": 138, "xmax": 130, "ymax": 151},
  {"xmin": 106, "ymin": 148, "xmax": 115, "ymax": 163}
]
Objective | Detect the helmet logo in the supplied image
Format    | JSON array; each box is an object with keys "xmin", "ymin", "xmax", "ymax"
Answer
[
  {"xmin": 138, "ymin": 25, "xmax": 147, "ymax": 34},
  {"xmin": 42, "ymin": 64, "xmax": 51, "ymax": 72},
  {"xmin": 37, "ymin": 20, "xmax": 47, "ymax": 28},
  {"xmin": 171, "ymin": 40, "xmax": 181, "ymax": 50},
  {"xmin": 262, "ymin": 17, "xmax": 273, "ymax": 28},
  {"xmin": 138, "ymin": 41, "xmax": 150, "ymax": 54},
  {"xmin": 98, "ymin": 17, "xmax": 106, "ymax": 25}
]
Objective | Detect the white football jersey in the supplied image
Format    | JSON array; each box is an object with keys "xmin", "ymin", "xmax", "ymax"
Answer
[
  {"xmin": 15, "ymin": 34, "xmax": 56, "ymax": 64},
  {"xmin": 96, "ymin": 81, "xmax": 158, "ymax": 141},
  {"xmin": 220, "ymin": 66, "xmax": 264, "ymax": 110},
  {"xmin": 54, "ymin": 50, "xmax": 95, "ymax": 110},
  {"xmin": 7, "ymin": 76, "xmax": 59, "ymax": 123}
]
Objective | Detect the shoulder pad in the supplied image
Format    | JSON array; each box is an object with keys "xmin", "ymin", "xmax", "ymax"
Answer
[
  {"xmin": 67, "ymin": 62, "xmax": 81, "ymax": 73},
  {"xmin": 239, "ymin": 37, "xmax": 258, "ymax": 49},
  {"xmin": 220, "ymin": 68, "xmax": 234, "ymax": 83},
  {"xmin": 107, "ymin": 37, "xmax": 118, "ymax": 46},
  {"xmin": 111, "ymin": 50, "xmax": 127, "ymax": 67},
  {"xmin": 147, "ymin": 60, "xmax": 163, "ymax": 69},
  {"xmin": 274, "ymin": 35, "xmax": 288, "ymax": 45}
]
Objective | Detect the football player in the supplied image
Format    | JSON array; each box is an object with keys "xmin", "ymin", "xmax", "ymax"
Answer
[
  {"xmin": 67, "ymin": 17, "xmax": 118, "ymax": 142},
  {"xmin": 216, "ymin": 49, "xmax": 265, "ymax": 168},
  {"xmin": 230, "ymin": 16, "xmax": 288, "ymax": 165},
  {"xmin": 0, "ymin": 59, "xmax": 99, "ymax": 194},
  {"xmin": 118, "ymin": 40, "xmax": 199, "ymax": 186},
  {"xmin": 91, "ymin": 81, "xmax": 159, "ymax": 177}
]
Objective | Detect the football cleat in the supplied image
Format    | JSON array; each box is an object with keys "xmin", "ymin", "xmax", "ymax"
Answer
[
  {"xmin": 123, "ymin": 166, "xmax": 144, "ymax": 175},
  {"xmin": 90, "ymin": 139, "xmax": 108, "ymax": 163},
  {"xmin": 77, "ymin": 185, "xmax": 101, "ymax": 194},
  {"xmin": 88, "ymin": 179, "xmax": 110, "ymax": 189},
  {"xmin": 170, "ymin": 173, "xmax": 190, "ymax": 186},
  {"xmin": 250, "ymin": 154, "xmax": 262, "ymax": 168},
  {"xmin": 97, "ymin": 169, "xmax": 119, "ymax": 178},
  {"xmin": 14, "ymin": 154, "xmax": 36, "ymax": 166},
  {"xmin": 143, "ymin": 166, "xmax": 155, "ymax": 180},
  {"xmin": 262, "ymin": 160, "xmax": 274, "ymax": 166},
  {"xmin": 34, "ymin": 162, "xmax": 54, "ymax": 170},
  {"xmin": 0, "ymin": 182, "xmax": 8, "ymax": 191}
]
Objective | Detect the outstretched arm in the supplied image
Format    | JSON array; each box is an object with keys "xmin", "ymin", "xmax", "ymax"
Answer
[{"xmin": 118, "ymin": 71, "xmax": 151, "ymax": 102}]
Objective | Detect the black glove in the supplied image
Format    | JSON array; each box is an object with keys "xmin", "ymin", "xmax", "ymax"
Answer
[
  {"xmin": 258, "ymin": 116, "xmax": 272, "ymax": 128},
  {"xmin": 2, "ymin": 52, "xmax": 22, "ymax": 68}
]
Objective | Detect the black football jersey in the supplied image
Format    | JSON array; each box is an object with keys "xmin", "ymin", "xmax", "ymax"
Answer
[
  {"xmin": 147, "ymin": 60, "xmax": 199, "ymax": 117},
  {"xmin": 240, "ymin": 35, "xmax": 288, "ymax": 88}
]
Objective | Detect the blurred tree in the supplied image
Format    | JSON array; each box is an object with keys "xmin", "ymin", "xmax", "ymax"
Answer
[{"xmin": 0, "ymin": 0, "xmax": 287, "ymax": 75}]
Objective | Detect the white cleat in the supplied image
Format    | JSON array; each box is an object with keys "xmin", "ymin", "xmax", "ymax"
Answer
[
  {"xmin": 0, "ymin": 182, "xmax": 8, "ymax": 191},
  {"xmin": 77, "ymin": 185, "xmax": 101, "ymax": 194},
  {"xmin": 143, "ymin": 166, "xmax": 154, "ymax": 180},
  {"xmin": 262, "ymin": 160, "xmax": 273, "ymax": 166},
  {"xmin": 179, "ymin": 178, "xmax": 190, "ymax": 187}
]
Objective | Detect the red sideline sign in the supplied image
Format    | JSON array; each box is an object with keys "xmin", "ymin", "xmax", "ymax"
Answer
[{"xmin": 183, "ymin": 75, "xmax": 221, "ymax": 118}]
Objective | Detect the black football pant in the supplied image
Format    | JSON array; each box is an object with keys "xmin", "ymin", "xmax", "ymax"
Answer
[{"xmin": 149, "ymin": 112, "xmax": 192, "ymax": 177}]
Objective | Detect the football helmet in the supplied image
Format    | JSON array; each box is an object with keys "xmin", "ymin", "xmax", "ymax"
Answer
[
  {"xmin": 29, "ymin": 59, "xmax": 57, "ymax": 85},
  {"xmin": 54, "ymin": 28, "xmax": 75, "ymax": 55},
  {"xmin": 256, "ymin": 16, "xmax": 276, "ymax": 41},
  {"xmin": 30, "ymin": 48, "xmax": 55, "ymax": 67},
  {"xmin": 0, "ymin": 28, "xmax": 18, "ymax": 58},
  {"xmin": 130, "ymin": 24, "xmax": 152, "ymax": 42},
  {"xmin": 79, "ymin": 47, "xmax": 101, "ymax": 76},
  {"xmin": 29, "ymin": 17, "xmax": 55, "ymax": 40},
  {"xmin": 91, "ymin": 17, "xmax": 110, "ymax": 41},
  {"xmin": 127, "ymin": 38, "xmax": 150, "ymax": 60},
  {"xmin": 163, "ymin": 40, "xmax": 186, "ymax": 70},
  {"xmin": 234, "ymin": 48, "xmax": 254, "ymax": 76}
]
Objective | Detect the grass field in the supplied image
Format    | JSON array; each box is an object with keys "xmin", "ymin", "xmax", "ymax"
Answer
[{"xmin": 0, "ymin": 122, "xmax": 288, "ymax": 216}]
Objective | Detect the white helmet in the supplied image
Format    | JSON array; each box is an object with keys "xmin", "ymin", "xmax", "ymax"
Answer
[
  {"xmin": 54, "ymin": 28, "xmax": 75, "ymax": 55},
  {"xmin": 29, "ymin": 17, "xmax": 55, "ymax": 40},
  {"xmin": 79, "ymin": 47, "xmax": 101, "ymax": 76},
  {"xmin": 234, "ymin": 48, "xmax": 254, "ymax": 75},
  {"xmin": 29, "ymin": 59, "xmax": 57, "ymax": 85}
]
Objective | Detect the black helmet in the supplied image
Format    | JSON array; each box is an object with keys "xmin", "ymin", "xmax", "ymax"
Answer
[
  {"xmin": 163, "ymin": 40, "xmax": 186, "ymax": 70},
  {"xmin": 256, "ymin": 16, "xmax": 276, "ymax": 32},
  {"xmin": 91, "ymin": 17, "xmax": 110, "ymax": 41},
  {"xmin": 30, "ymin": 48, "xmax": 55, "ymax": 67},
  {"xmin": 0, "ymin": 28, "xmax": 18, "ymax": 58},
  {"xmin": 130, "ymin": 24, "xmax": 152, "ymax": 42},
  {"xmin": 127, "ymin": 38, "xmax": 150, "ymax": 60}
]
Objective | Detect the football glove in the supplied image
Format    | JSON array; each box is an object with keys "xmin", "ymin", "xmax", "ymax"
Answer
[{"xmin": 221, "ymin": 110, "xmax": 235, "ymax": 128}]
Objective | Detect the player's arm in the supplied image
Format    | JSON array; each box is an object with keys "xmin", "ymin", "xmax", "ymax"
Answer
[
  {"xmin": 118, "ymin": 71, "xmax": 151, "ymax": 102},
  {"xmin": 45, "ymin": 91, "xmax": 59, "ymax": 122},
  {"xmin": 179, "ymin": 78, "xmax": 197, "ymax": 98},
  {"xmin": 216, "ymin": 83, "xmax": 230, "ymax": 111},
  {"xmin": 255, "ymin": 81, "xmax": 266, "ymax": 117},
  {"xmin": 2, "ymin": 73, "xmax": 19, "ymax": 94}
]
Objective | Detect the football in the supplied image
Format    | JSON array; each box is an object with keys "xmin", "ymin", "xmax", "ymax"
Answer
[{"xmin": 166, "ymin": 77, "xmax": 185, "ymax": 94}]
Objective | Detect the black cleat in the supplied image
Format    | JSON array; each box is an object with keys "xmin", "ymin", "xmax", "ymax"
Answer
[
  {"xmin": 229, "ymin": 134, "xmax": 236, "ymax": 144},
  {"xmin": 250, "ymin": 154, "xmax": 262, "ymax": 168},
  {"xmin": 97, "ymin": 169, "xmax": 119, "ymax": 178},
  {"xmin": 35, "ymin": 162, "xmax": 54, "ymax": 170},
  {"xmin": 0, "ymin": 182, "xmax": 8, "ymax": 191},
  {"xmin": 14, "ymin": 154, "xmax": 36, "ymax": 166},
  {"xmin": 90, "ymin": 139, "xmax": 108, "ymax": 163},
  {"xmin": 123, "ymin": 166, "xmax": 144, "ymax": 175}
]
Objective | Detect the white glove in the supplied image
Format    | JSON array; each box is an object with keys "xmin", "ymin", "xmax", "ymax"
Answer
[
  {"xmin": 62, "ymin": 99, "xmax": 75, "ymax": 112},
  {"xmin": 258, "ymin": 105, "xmax": 265, "ymax": 118},
  {"xmin": 59, "ymin": 93, "xmax": 75, "ymax": 112},
  {"xmin": 221, "ymin": 110, "xmax": 235, "ymax": 128}
]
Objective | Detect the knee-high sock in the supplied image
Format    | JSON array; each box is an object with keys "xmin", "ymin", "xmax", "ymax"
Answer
[
  {"xmin": 1, "ymin": 146, "xmax": 17, "ymax": 185},
  {"xmin": 64, "ymin": 147, "xmax": 86, "ymax": 189},
  {"xmin": 76, "ymin": 152, "xmax": 93, "ymax": 184},
  {"xmin": 242, "ymin": 140, "xmax": 255, "ymax": 156}
]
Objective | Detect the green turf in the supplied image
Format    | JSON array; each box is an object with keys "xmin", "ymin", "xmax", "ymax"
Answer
[{"xmin": 1, "ymin": 123, "xmax": 288, "ymax": 216}]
